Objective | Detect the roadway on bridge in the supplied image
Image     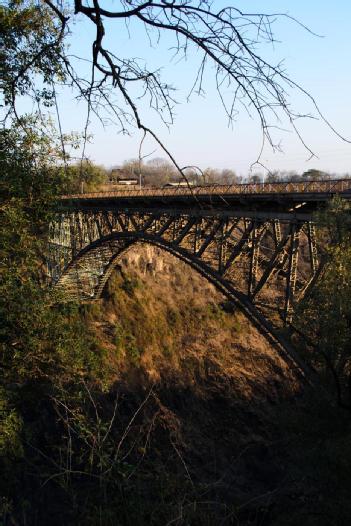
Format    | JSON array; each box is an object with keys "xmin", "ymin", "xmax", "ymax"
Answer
[{"xmin": 60, "ymin": 178, "xmax": 351, "ymax": 219}]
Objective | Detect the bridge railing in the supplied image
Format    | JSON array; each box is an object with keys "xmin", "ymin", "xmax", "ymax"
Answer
[{"xmin": 61, "ymin": 178, "xmax": 351, "ymax": 200}]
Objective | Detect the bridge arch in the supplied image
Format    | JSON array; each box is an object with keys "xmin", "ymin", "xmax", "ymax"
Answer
[
  {"xmin": 48, "ymin": 181, "xmax": 351, "ymax": 381},
  {"xmin": 57, "ymin": 230, "xmax": 254, "ymax": 306},
  {"xmin": 54, "ymin": 230, "xmax": 312, "ymax": 379}
]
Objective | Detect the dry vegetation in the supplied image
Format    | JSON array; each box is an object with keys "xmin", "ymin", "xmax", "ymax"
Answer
[
  {"xmin": 85, "ymin": 245, "xmax": 299, "ymax": 398},
  {"xmin": 62, "ymin": 245, "xmax": 350, "ymax": 526},
  {"xmin": 65, "ymin": 246, "xmax": 316, "ymax": 524}
]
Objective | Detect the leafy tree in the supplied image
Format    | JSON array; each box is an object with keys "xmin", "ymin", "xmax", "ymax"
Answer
[
  {"xmin": 266, "ymin": 171, "xmax": 282, "ymax": 183},
  {"xmin": 248, "ymin": 174, "xmax": 262, "ymax": 184},
  {"xmin": 302, "ymin": 168, "xmax": 330, "ymax": 180},
  {"xmin": 202, "ymin": 167, "xmax": 220, "ymax": 185},
  {"xmin": 294, "ymin": 197, "xmax": 351, "ymax": 410},
  {"xmin": 0, "ymin": 120, "xmax": 110, "ymax": 522},
  {"xmin": 219, "ymin": 168, "xmax": 239, "ymax": 185},
  {"xmin": 64, "ymin": 160, "xmax": 108, "ymax": 193},
  {"xmin": 264, "ymin": 170, "xmax": 302, "ymax": 183},
  {"xmin": 1, "ymin": 0, "xmax": 66, "ymax": 109}
]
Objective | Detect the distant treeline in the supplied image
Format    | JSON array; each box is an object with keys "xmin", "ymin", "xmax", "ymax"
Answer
[
  {"xmin": 65, "ymin": 158, "xmax": 351, "ymax": 192},
  {"xmin": 108, "ymin": 159, "xmax": 351, "ymax": 187}
]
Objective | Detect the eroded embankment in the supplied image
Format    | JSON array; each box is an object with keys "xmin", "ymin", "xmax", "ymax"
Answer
[
  {"xmin": 88, "ymin": 244, "xmax": 300, "ymax": 393},
  {"xmin": 76, "ymin": 244, "xmax": 308, "ymax": 524}
]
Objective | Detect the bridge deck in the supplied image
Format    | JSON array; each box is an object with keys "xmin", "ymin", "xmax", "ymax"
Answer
[
  {"xmin": 63, "ymin": 178, "xmax": 351, "ymax": 199},
  {"xmin": 60, "ymin": 178, "xmax": 351, "ymax": 218}
]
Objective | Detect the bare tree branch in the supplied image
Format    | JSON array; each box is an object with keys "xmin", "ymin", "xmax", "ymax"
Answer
[{"xmin": 5, "ymin": 1, "xmax": 350, "ymax": 184}]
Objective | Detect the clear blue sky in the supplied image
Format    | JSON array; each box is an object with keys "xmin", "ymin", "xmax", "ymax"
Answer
[{"xmin": 53, "ymin": 1, "xmax": 351, "ymax": 176}]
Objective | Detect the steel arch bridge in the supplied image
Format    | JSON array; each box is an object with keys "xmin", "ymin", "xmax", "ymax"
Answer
[{"xmin": 47, "ymin": 178, "xmax": 351, "ymax": 372}]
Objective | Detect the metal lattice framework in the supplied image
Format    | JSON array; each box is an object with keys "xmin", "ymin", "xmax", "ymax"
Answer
[
  {"xmin": 48, "ymin": 209, "xmax": 319, "ymax": 325},
  {"xmin": 47, "ymin": 179, "xmax": 351, "ymax": 377},
  {"xmin": 64, "ymin": 177, "xmax": 351, "ymax": 200}
]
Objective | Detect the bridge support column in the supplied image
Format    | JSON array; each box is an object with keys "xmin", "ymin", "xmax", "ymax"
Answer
[
  {"xmin": 284, "ymin": 225, "xmax": 301, "ymax": 323},
  {"xmin": 307, "ymin": 222, "xmax": 318, "ymax": 273},
  {"xmin": 248, "ymin": 222, "xmax": 264, "ymax": 298}
]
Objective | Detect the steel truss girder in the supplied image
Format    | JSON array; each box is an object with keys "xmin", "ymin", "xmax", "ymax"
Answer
[
  {"xmin": 48, "ymin": 209, "xmax": 320, "ymax": 327},
  {"xmin": 307, "ymin": 222, "xmax": 318, "ymax": 273}
]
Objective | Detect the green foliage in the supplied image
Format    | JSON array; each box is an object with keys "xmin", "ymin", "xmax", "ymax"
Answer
[
  {"xmin": 113, "ymin": 323, "xmax": 141, "ymax": 364},
  {"xmin": 0, "ymin": 388, "xmax": 23, "ymax": 459},
  {"xmin": 295, "ymin": 197, "xmax": 351, "ymax": 409},
  {"xmin": 125, "ymin": 333, "xmax": 141, "ymax": 364},
  {"xmin": 0, "ymin": 121, "xmax": 113, "ymax": 523},
  {"xmin": 1, "ymin": 0, "xmax": 66, "ymax": 107},
  {"xmin": 63, "ymin": 160, "xmax": 108, "ymax": 194},
  {"xmin": 121, "ymin": 276, "xmax": 141, "ymax": 296},
  {"xmin": 0, "ymin": 125, "xmax": 104, "ymax": 380},
  {"xmin": 206, "ymin": 302, "xmax": 225, "ymax": 321},
  {"xmin": 82, "ymin": 300, "xmax": 103, "ymax": 321},
  {"xmin": 301, "ymin": 168, "xmax": 330, "ymax": 180},
  {"xmin": 162, "ymin": 345, "xmax": 173, "ymax": 357},
  {"xmin": 113, "ymin": 322, "xmax": 124, "ymax": 354}
]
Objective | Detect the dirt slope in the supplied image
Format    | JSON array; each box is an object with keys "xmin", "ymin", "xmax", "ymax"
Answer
[{"xmin": 76, "ymin": 244, "xmax": 310, "ymax": 524}]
